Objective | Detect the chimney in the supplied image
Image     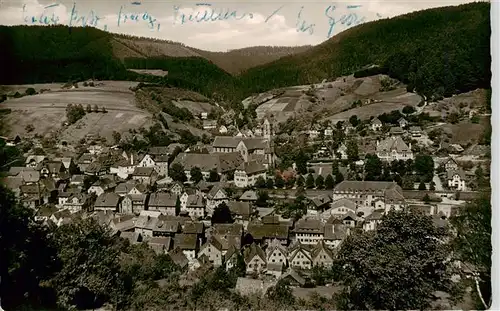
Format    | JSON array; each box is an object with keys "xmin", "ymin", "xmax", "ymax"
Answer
[{"xmin": 130, "ymin": 153, "xmax": 134, "ymax": 166}]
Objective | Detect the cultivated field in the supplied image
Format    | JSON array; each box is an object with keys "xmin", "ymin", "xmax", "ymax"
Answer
[
  {"xmin": 251, "ymin": 74, "xmax": 422, "ymax": 125},
  {"xmin": 0, "ymin": 81, "xmax": 154, "ymax": 144}
]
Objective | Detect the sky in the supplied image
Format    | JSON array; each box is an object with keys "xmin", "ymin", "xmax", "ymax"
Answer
[{"xmin": 0, "ymin": 0, "xmax": 480, "ymax": 51}]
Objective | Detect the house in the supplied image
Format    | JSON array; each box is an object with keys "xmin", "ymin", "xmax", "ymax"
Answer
[
  {"xmin": 234, "ymin": 160, "xmax": 267, "ymax": 188},
  {"xmin": 371, "ymin": 118, "xmax": 383, "ymax": 131},
  {"xmin": 120, "ymin": 232, "xmax": 143, "ymax": 245},
  {"xmin": 334, "ymin": 143, "xmax": 348, "ymax": 160},
  {"xmin": 147, "ymin": 236, "xmax": 172, "ymax": 254},
  {"xmin": 239, "ymin": 190, "xmax": 258, "ymax": 202},
  {"xmin": 376, "ymin": 136, "xmax": 413, "ymax": 162},
  {"xmin": 227, "ymin": 201, "xmax": 252, "ymax": 224},
  {"xmin": 182, "ymin": 194, "xmax": 205, "ymax": 219},
  {"xmin": 320, "ymin": 198, "xmax": 357, "ymax": 221},
  {"xmin": 266, "ymin": 238, "xmax": 288, "ymax": 266},
  {"xmin": 153, "ymin": 219, "xmax": 181, "ymax": 237},
  {"xmin": 219, "ymin": 125, "xmax": 228, "ymax": 134},
  {"xmin": 398, "ymin": 117, "xmax": 408, "ymax": 128},
  {"xmin": 121, "ymin": 194, "xmax": 148, "ymax": 214},
  {"xmin": 211, "ymin": 136, "xmax": 274, "ymax": 167},
  {"xmin": 148, "ymin": 192, "xmax": 178, "ymax": 215},
  {"xmin": 169, "ymin": 182, "xmax": 184, "ymax": 196},
  {"xmin": 247, "ymin": 222, "xmax": 289, "ymax": 246},
  {"xmin": 311, "ymin": 240, "xmax": 334, "ymax": 268},
  {"xmin": 84, "ymin": 161, "xmax": 107, "ymax": 176},
  {"xmin": 389, "ymin": 126, "xmax": 405, "ymax": 136},
  {"xmin": 266, "ymin": 263, "xmax": 285, "ymax": 278},
  {"xmin": 363, "ymin": 210, "xmax": 384, "ymax": 231},
  {"xmin": 409, "ymin": 126, "xmax": 423, "ymax": 137},
  {"xmin": 132, "ymin": 167, "xmax": 158, "ymax": 185},
  {"xmin": 323, "ymin": 223, "xmax": 348, "ymax": 248},
  {"xmin": 288, "ymin": 243, "xmax": 312, "ymax": 270},
  {"xmin": 203, "ymin": 120, "xmax": 217, "ymax": 130},
  {"xmin": 173, "ymin": 233, "xmax": 198, "ymax": 261},
  {"xmin": 168, "ymin": 247, "xmax": 189, "ymax": 269},
  {"xmin": 63, "ymin": 193, "xmax": 89, "ymax": 213},
  {"xmin": 110, "ymin": 215, "xmax": 136, "ymax": 234},
  {"xmin": 341, "ymin": 212, "xmax": 358, "ymax": 227},
  {"xmin": 309, "ymin": 194, "xmax": 333, "ymax": 213},
  {"xmin": 88, "ymin": 179, "xmax": 115, "ymax": 196},
  {"xmin": 444, "ymin": 157, "xmax": 459, "ymax": 171},
  {"xmin": 198, "ymin": 236, "xmax": 224, "ymax": 267},
  {"xmin": 39, "ymin": 161, "xmax": 66, "ymax": 179},
  {"xmin": 94, "ymin": 192, "xmax": 121, "ymax": 212},
  {"xmin": 293, "ymin": 218, "xmax": 324, "ymax": 245},
  {"xmin": 70, "ymin": 174, "xmax": 86, "ymax": 187},
  {"xmin": 137, "ymin": 153, "xmax": 169, "ymax": 177},
  {"xmin": 25, "ymin": 155, "xmax": 46, "ymax": 168},
  {"xmin": 447, "ymin": 169, "xmax": 467, "ymax": 191},
  {"xmin": 200, "ymin": 112, "xmax": 208, "ymax": 120},
  {"xmin": 244, "ymin": 243, "xmax": 267, "ymax": 274},
  {"xmin": 281, "ymin": 268, "xmax": 306, "ymax": 287},
  {"xmin": 206, "ymin": 184, "xmax": 229, "ymax": 216},
  {"xmin": 172, "ymin": 152, "xmax": 244, "ymax": 181},
  {"xmin": 115, "ymin": 180, "xmax": 138, "ymax": 196},
  {"xmin": 224, "ymin": 245, "xmax": 241, "ymax": 271},
  {"xmin": 210, "ymin": 223, "xmax": 243, "ymax": 255},
  {"xmin": 134, "ymin": 215, "xmax": 158, "ymax": 237}
]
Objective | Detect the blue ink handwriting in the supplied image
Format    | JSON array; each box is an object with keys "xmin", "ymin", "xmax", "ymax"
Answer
[
  {"xmin": 264, "ymin": 5, "xmax": 284, "ymax": 23},
  {"xmin": 69, "ymin": 3, "xmax": 103, "ymax": 28},
  {"xmin": 118, "ymin": 3, "xmax": 160, "ymax": 31},
  {"xmin": 325, "ymin": 5, "xmax": 367, "ymax": 38},
  {"xmin": 173, "ymin": 5, "xmax": 253, "ymax": 25},
  {"xmin": 296, "ymin": 6, "xmax": 315, "ymax": 35},
  {"xmin": 22, "ymin": 3, "xmax": 60, "ymax": 25}
]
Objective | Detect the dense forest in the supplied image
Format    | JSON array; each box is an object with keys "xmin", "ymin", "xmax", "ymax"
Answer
[{"xmin": 0, "ymin": 2, "xmax": 491, "ymax": 102}]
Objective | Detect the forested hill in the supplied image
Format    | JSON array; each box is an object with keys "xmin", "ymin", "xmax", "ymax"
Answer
[
  {"xmin": 0, "ymin": 2, "xmax": 491, "ymax": 102},
  {"xmin": 236, "ymin": 2, "xmax": 491, "ymax": 100}
]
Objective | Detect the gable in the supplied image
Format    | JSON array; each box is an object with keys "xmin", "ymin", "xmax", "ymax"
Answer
[{"xmin": 214, "ymin": 189, "xmax": 227, "ymax": 199}]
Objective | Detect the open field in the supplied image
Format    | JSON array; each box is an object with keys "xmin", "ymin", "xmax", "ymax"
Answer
[
  {"xmin": 251, "ymin": 74, "xmax": 422, "ymax": 125},
  {"xmin": 0, "ymin": 81, "xmax": 154, "ymax": 144}
]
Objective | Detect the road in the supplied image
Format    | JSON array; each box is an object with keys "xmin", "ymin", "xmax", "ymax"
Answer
[{"xmin": 432, "ymin": 174, "xmax": 444, "ymax": 191}]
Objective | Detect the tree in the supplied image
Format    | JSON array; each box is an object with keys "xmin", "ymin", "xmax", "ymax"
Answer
[
  {"xmin": 285, "ymin": 176, "xmax": 296, "ymax": 189},
  {"xmin": 266, "ymin": 178, "xmax": 274, "ymax": 189},
  {"xmin": 296, "ymin": 175, "xmax": 305, "ymax": 187},
  {"xmin": 208, "ymin": 169, "xmax": 220, "ymax": 182},
  {"xmin": 93, "ymin": 104, "xmax": 99, "ymax": 112},
  {"xmin": 274, "ymin": 174, "xmax": 285, "ymax": 189},
  {"xmin": 364, "ymin": 154, "xmax": 382, "ymax": 180},
  {"xmin": 169, "ymin": 163, "xmax": 187, "ymax": 182},
  {"xmin": 266, "ymin": 279, "xmax": 295, "ymax": 307},
  {"xmin": 175, "ymin": 196, "xmax": 181, "ymax": 215},
  {"xmin": 101, "ymin": 107, "xmax": 107, "ymax": 113},
  {"xmin": 336, "ymin": 210, "xmax": 451, "ymax": 310},
  {"xmin": 423, "ymin": 193, "xmax": 431, "ymax": 204},
  {"xmin": 414, "ymin": 154, "xmax": 434, "ymax": 181},
  {"xmin": 255, "ymin": 176, "xmax": 266, "ymax": 188},
  {"xmin": 25, "ymin": 87, "xmax": 36, "ymax": 95},
  {"xmin": 450, "ymin": 191, "xmax": 491, "ymax": 309},
  {"xmin": 190, "ymin": 167, "xmax": 203, "ymax": 183},
  {"xmin": 86, "ymin": 104, "xmax": 92, "ymax": 113},
  {"xmin": 256, "ymin": 190, "xmax": 269, "ymax": 207},
  {"xmin": 402, "ymin": 105, "xmax": 416, "ymax": 115},
  {"xmin": 346, "ymin": 139, "xmax": 359, "ymax": 162},
  {"xmin": 315, "ymin": 175, "xmax": 324, "ymax": 189},
  {"xmin": 25, "ymin": 123, "xmax": 35, "ymax": 132},
  {"xmin": 335, "ymin": 172, "xmax": 344, "ymax": 185},
  {"xmin": 325, "ymin": 174, "xmax": 334, "ymax": 189},
  {"xmin": 418, "ymin": 181, "xmax": 426, "ymax": 190},
  {"xmin": 349, "ymin": 115, "xmax": 360, "ymax": 127},
  {"xmin": 295, "ymin": 149, "xmax": 309, "ymax": 174},
  {"xmin": 65, "ymin": 104, "xmax": 86, "ymax": 124},
  {"xmin": 306, "ymin": 174, "xmax": 315, "ymax": 189},
  {"xmin": 46, "ymin": 218, "xmax": 124, "ymax": 310},
  {"xmin": 112, "ymin": 131, "xmax": 121, "ymax": 144},
  {"xmin": 429, "ymin": 181, "xmax": 436, "ymax": 190},
  {"xmin": 475, "ymin": 167, "xmax": 488, "ymax": 188},
  {"xmin": 211, "ymin": 202, "xmax": 234, "ymax": 224}
]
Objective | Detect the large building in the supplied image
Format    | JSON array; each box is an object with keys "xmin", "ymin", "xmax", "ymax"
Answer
[
  {"xmin": 211, "ymin": 136, "xmax": 275, "ymax": 167},
  {"xmin": 332, "ymin": 181, "xmax": 406, "ymax": 214},
  {"xmin": 376, "ymin": 136, "xmax": 413, "ymax": 162}
]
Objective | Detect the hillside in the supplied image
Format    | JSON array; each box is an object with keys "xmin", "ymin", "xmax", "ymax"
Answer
[
  {"xmin": 112, "ymin": 35, "xmax": 311, "ymax": 74},
  {"xmin": 0, "ymin": 2, "xmax": 491, "ymax": 103},
  {"xmin": 237, "ymin": 2, "xmax": 491, "ymax": 100}
]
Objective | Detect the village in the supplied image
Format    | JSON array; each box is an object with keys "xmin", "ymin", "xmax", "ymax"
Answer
[{"xmin": 1, "ymin": 99, "xmax": 491, "ymax": 297}]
